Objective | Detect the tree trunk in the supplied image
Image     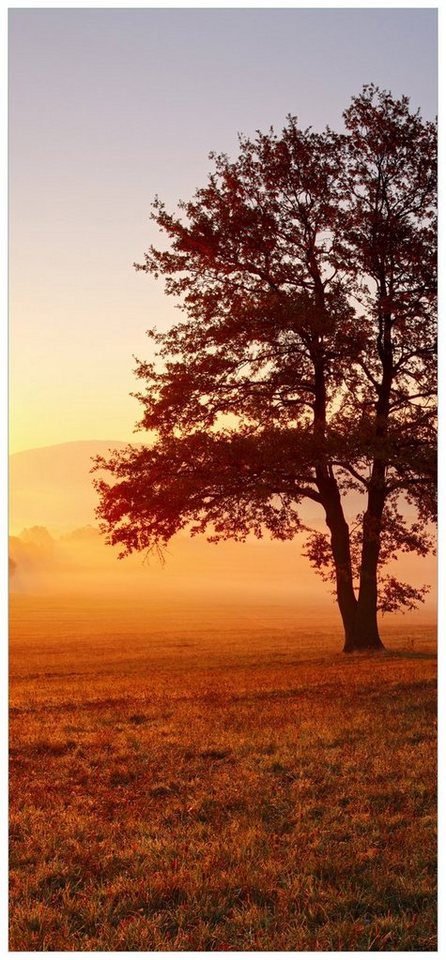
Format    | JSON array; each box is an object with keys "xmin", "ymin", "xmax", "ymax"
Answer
[
  {"xmin": 343, "ymin": 602, "xmax": 384, "ymax": 652},
  {"xmin": 322, "ymin": 482, "xmax": 359, "ymax": 651},
  {"xmin": 322, "ymin": 483, "xmax": 386, "ymax": 653},
  {"xmin": 311, "ymin": 322, "xmax": 387, "ymax": 654},
  {"xmin": 343, "ymin": 506, "xmax": 385, "ymax": 653},
  {"xmin": 341, "ymin": 305, "xmax": 392, "ymax": 654},
  {"xmin": 329, "ymin": 519, "xmax": 358, "ymax": 650}
]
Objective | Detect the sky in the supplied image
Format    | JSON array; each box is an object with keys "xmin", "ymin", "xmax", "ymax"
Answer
[{"xmin": 9, "ymin": 8, "xmax": 438, "ymax": 454}]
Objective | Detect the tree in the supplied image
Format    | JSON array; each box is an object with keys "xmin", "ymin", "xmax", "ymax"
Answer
[{"xmin": 94, "ymin": 85, "xmax": 437, "ymax": 652}]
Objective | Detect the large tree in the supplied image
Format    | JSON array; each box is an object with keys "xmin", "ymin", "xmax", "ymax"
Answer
[{"xmin": 94, "ymin": 86, "xmax": 437, "ymax": 652}]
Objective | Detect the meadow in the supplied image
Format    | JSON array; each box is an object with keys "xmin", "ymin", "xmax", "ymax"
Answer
[{"xmin": 10, "ymin": 595, "xmax": 436, "ymax": 951}]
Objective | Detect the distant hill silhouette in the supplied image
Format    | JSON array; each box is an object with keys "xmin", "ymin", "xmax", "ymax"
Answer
[{"xmin": 9, "ymin": 440, "xmax": 128, "ymax": 533}]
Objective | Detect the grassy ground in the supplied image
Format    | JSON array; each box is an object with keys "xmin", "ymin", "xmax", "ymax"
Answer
[{"xmin": 10, "ymin": 597, "xmax": 436, "ymax": 950}]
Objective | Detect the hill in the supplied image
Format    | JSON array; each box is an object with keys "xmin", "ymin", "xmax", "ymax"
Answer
[{"xmin": 9, "ymin": 440, "xmax": 127, "ymax": 533}]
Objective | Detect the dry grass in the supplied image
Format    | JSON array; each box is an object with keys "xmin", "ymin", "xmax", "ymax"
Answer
[{"xmin": 10, "ymin": 596, "xmax": 436, "ymax": 951}]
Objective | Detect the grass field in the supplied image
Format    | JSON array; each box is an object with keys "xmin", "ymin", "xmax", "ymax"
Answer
[{"xmin": 9, "ymin": 596, "xmax": 437, "ymax": 951}]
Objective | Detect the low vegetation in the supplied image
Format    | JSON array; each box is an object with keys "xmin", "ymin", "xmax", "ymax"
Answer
[{"xmin": 10, "ymin": 597, "xmax": 436, "ymax": 950}]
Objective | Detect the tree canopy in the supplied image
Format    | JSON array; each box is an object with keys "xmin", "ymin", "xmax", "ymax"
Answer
[{"xmin": 94, "ymin": 85, "xmax": 437, "ymax": 652}]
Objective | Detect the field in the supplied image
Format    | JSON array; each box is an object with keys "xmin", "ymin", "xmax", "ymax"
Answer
[{"xmin": 10, "ymin": 596, "xmax": 437, "ymax": 951}]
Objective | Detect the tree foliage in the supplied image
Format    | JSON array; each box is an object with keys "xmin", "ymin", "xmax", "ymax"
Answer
[{"xmin": 94, "ymin": 85, "xmax": 436, "ymax": 651}]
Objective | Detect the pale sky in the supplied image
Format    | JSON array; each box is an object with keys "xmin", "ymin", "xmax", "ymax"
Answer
[{"xmin": 9, "ymin": 8, "xmax": 437, "ymax": 454}]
